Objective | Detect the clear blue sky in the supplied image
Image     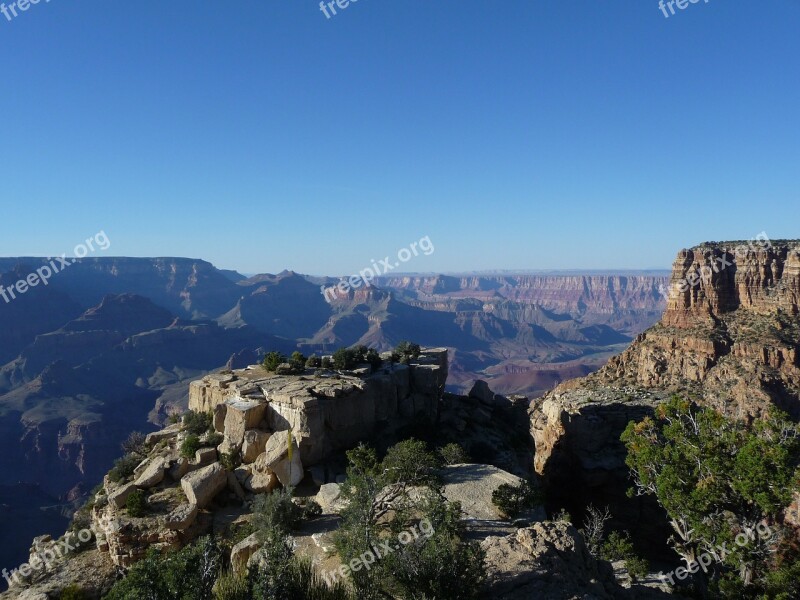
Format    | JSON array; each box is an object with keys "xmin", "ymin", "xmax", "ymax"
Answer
[{"xmin": 1, "ymin": 1, "xmax": 798, "ymax": 275}]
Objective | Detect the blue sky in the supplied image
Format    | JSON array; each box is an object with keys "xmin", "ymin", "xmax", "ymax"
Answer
[{"xmin": 0, "ymin": 1, "xmax": 798, "ymax": 275}]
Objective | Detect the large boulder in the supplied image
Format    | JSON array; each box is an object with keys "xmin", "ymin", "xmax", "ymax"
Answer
[
  {"xmin": 315, "ymin": 483, "xmax": 348, "ymax": 514},
  {"xmin": 108, "ymin": 482, "xmax": 138, "ymax": 509},
  {"xmin": 181, "ymin": 463, "xmax": 227, "ymax": 508},
  {"xmin": 245, "ymin": 469, "xmax": 279, "ymax": 494},
  {"xmin": 163, "ymin": 503, "xmax": 198, "ymax": 531},
  {"xmin": 145, "ymin": 423, "xmax": 182, "ymax": 446},
  {"xmin": 481, "ymin": 521, "xmax": 625, "ymax": 599},
  {"xmin": 253, "ymin": 430, "xmax": 303, "ymax": 487},
  {"xmin": 134, "ymin": 457, "xmax": 167, "ymax": 489},
  {"xmin": 441, "ymin": 464, "xmax": 539, "ymax": 521},
  {"xmin": 241, "ymin": 430, "xmax": 271, "ymax": 464},
  {"xmin": 231, "ymin": 533, "xmax": 261, "ymax": 573},
  {"xmin": 223, "ymin": 397, "xmax": 268, "ymax": 451}
]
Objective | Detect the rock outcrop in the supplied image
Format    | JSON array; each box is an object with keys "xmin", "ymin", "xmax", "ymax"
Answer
[
  {"xmin": 189, "ymin": 348, "xmax": 448, "ymax": 465},
  {"xmin": 481, "ymin": 521, "xmax": 641, "ymax": 599},
  {"xmin": 530, "ymin": 239, "xmax": 800, "ymax": 555}
]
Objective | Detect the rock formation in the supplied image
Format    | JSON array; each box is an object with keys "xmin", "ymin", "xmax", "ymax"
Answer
[{"xmin": 530, "ymin": 240, "xmax": 800, "ymax": 552}]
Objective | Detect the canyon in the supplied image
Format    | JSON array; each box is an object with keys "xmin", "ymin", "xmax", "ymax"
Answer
[{"xmin": 0, "ymin": 257, "xmax": 666, "ymax": 574}]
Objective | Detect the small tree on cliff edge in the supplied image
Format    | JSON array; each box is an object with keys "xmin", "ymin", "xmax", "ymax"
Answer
[
  {"xmin": 263, "ymin": 351, "xmax": 286, "ymax": 372},
  {"xmin": 622, "ymin": 396, "xmax": 800, "ymax": 594}
]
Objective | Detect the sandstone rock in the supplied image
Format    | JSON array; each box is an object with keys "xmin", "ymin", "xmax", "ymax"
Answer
[
  {"xmin": 441, "ymin": 464, "xmax": 535, "ymax": 521},
  {"xmin": 181, "ymin": 463, "xmax": 227, "ymax": 509},
  {"xmin": 213, "ymin": 403, "xmax": 227, "ymax": 433},
  {"xmin": 145, "ymin": 423, "xmax": 181, "ymax": 446},
  {"xmin": 227, "ymin": 471, "xmax": 247, "ymax": 500},
  {"xmin": 134, "ymin": 457, "xmax": 167, "ymax": 488},
  {"xmin": 163, "ymin": 503, "xmax": 198, "ymax": 531},
  {"xmin": 223, "ymin": 397, "xmax": 268, "ymax": 450},
  {"xmin": 245, "ymin": 470, "xmax": 278, "ymax": 494},
  {"xmin": 231, "ymin": 533, "xmax": 261, "ymax": 573},
  {"xmin": 481, "ymin": 521, "xmax": 623, "ymax": 599},
  {"xmin": 108, "ymin": 482, "xmax": 138, "ymax": 509},
  {"xmin": 254, "ymin": 430, "xmax": 303, "ymax": 487},
  {"xmin": 169, "ymin": 457, "xmax": 189, "ymax": 480},
  {"xmin": 241, "ymin": 430, "xmax": 270, "ymax": 464},
  {"xmin": 192, "ymin": 447, "xmax": 217, "ymax": 468},
  {"xmin": 315, "ymin": 483, "xmax": 348, "ymax": 514},
  {"xmin": 189, "ymin": 352, "xmax": 447, "ymax": 466}
]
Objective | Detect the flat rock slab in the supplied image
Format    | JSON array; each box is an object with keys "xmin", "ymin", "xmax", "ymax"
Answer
[
  {"xmin": 441, "ymin": 464, "xmax": 525, "ymax": 521},
  {"xmin": 181, "ymin": 463, "xmax": 227, "ymax": 509},
  {"xmin": 135, "ymin": 457, "xmax": 167, "ymax": 488}
]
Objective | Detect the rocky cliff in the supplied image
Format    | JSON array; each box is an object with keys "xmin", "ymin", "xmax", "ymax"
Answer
[
  {"xmin": 189, "ymin": 349, "xmax": 448, "ymax": 465},
  {"xmin": 530, "ymin": 240, "xmax": 800, "ymax": 552}
]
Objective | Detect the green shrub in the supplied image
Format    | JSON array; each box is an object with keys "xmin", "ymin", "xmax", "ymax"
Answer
[
  {"xmin": 263, "ymin": 351, "xmax": 287, "ymax": 372},
  {"xmin": 395, "ymin": 341, "xmax": 421, "ymax": 361},
  {"xmin": 289, "ymin": 351, "xmax": 307, "ymax": 371},
  {"xmin": 600, "ymin": 531, "xmax": 648, "ymax": 582},
  {"xmin": 212, "ymin": 569, "xmax": 249, "ymax": 600},
  {"xmin": 205, "ymin": 432, "xmax": 224, "ymax": 447},
  {"xmin": 181, "ymin": 434, "xmax": 202, "ymax": 459},
  {"xmin": 59, "ymin": 584, "xmax": 87, "ymax": 600},
  {"xmin": 108, "ymin": 453, "xmax": 141, "ymax": 483},
  {"xmin": 438, "ymin": 443, "xmax": 468, "ymax": 465},
  {"xmin": 126, "ymin": 489, "xmax": 147, "ymax": 518},
  {"xmin": 183, "ymin": 410, "xmax": 213, "ymax": 435},
  {"xmin": 332, "ymin": 348, "xmax": 356, "ymax": 370},
  {"xmin": 105, "ymin": 537, "xmax": 223, "ymax": 600},
  {"xmin": 321, "ymin": 356, "xmax": 333, "ymax": 369},
  {"xmin": 622, "ymin": 396, "xmax": 800, "ymax": 592},
  {"xmin": 302, "ymin": 500, "xmax": 322, "ymax": 520},
  {"xmin": 220, "ymin": 450, "xmax": 240, "ymax": 471},
  {"xmin": 491, "ymin": 481, "xmax": 539, "ymax": 519},
  {"xmin": 365, "ymin": 349, "xmax": 382, "ymax": 370},
  {"xmin": 305, "ymin": 354, "xmax": 321, "ymax": 368},
  {"xmin": 382, "ymin": 438, "xmax": 439, "ymax": 486},
  {"xmin": 253, "ymin": 488, "xmax": 303, "ymax": 538}
]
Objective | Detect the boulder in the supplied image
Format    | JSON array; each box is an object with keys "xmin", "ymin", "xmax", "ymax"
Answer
[
  {"xmin": 315, "ymin": 483, "xmax": 348, "ymax": 514},
  {"xmin": 441, "ymin": 464, "xmax": 538, "ymax": 522},
  {"xmin": 145, "ymin": 423, "xmax": 182, "ymax": 445},
  {"xmin": 245, "ymin": 470, "xmax": 278, "ymax": 494},
  {"xmin": 241, "ymin": 430, "xmax": 271, "ymax": 464},
  {"xmin": 164, "ymin": 503, "xmax": 198, "ymax": 531},
  {"xmin": 181, "ymin": 463, "xmax": 227, "ymax": 509},
  {"xmin": 227, "ymin": 471, "xmax": 247, "ymax": 500},
  {"xmin": 134, "ymin": 457, "xmax": 167, "ymax": 489},
  {"xmin": 231, "ymin": 533, "xmax": 261, "ymax": 573},
  {"xmin": 254, "ymin": 430, "xmax": 303, "ymax": 487},
  {"xmin": 169, "ymin": 457, "xmax": 190, "ymax": 480},
  {"xmin": 192, "ymin": 447, "xmax": 217, "ymax": 468},
  {"xmin": 213, "ymin": 403, "xmax": 228, "ymax": 433},
  {"xmin": 481, "ymin": 521, "xmax": 625, "ymax": 599},
  {"xmin": 108, "ymin": 482, "xmax": 138, "ymax": 509},
  {"xmin": 223, "ymin": 397, "xmax": 268, "ymax": 450}
]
